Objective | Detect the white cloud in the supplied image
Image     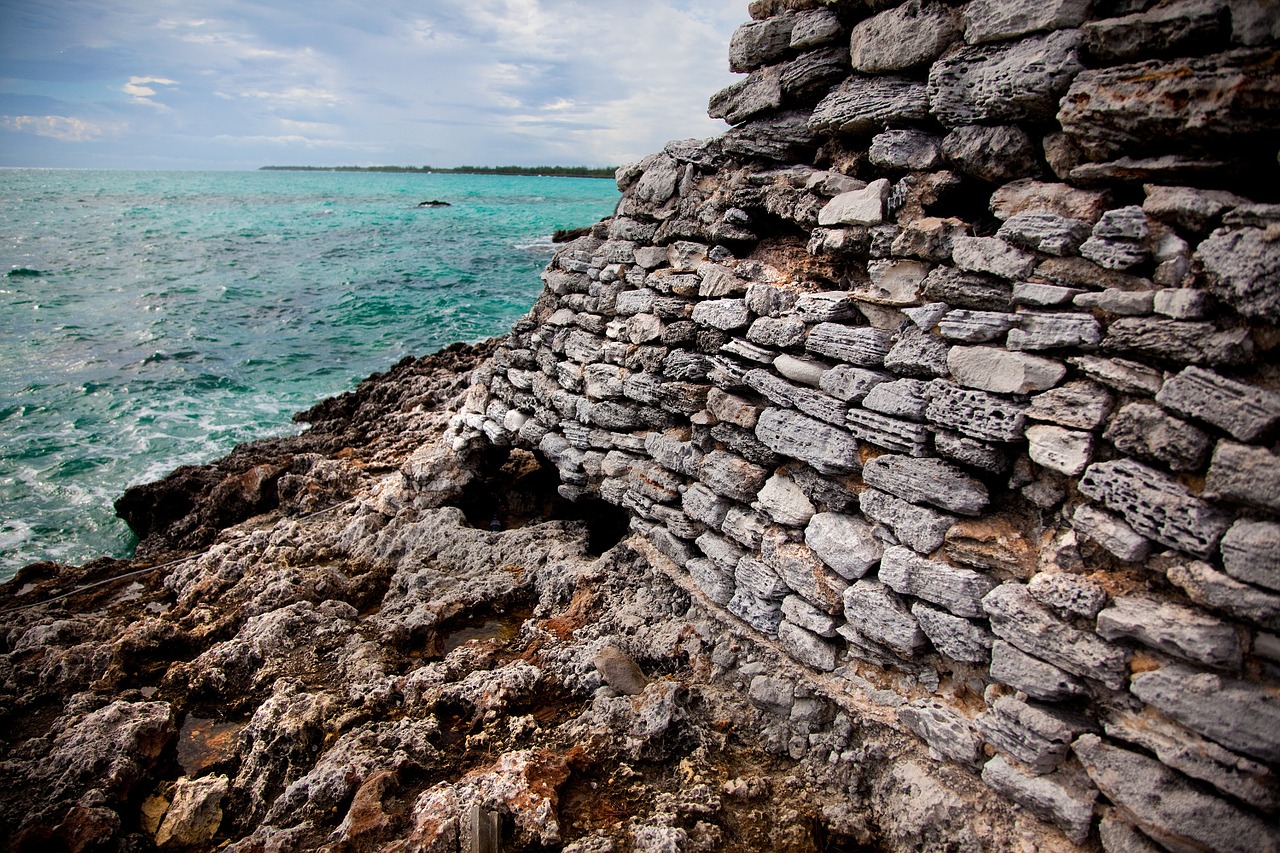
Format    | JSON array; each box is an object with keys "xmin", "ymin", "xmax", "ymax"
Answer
[
  {"xmin": 1, "ymin": 115, "xmax": 117, "ymax": 141},
  {"xmin": 123, "ymin": 75, "xmax": 178, "ymax": 108}
]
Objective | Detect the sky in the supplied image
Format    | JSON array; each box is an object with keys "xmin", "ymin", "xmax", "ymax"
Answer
[{"xmin": 0, "ymin": 0, "xmax": 747, "ymax": 170}]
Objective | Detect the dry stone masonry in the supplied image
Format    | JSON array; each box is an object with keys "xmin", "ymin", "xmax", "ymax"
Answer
[{"xmin": 452, "ymin": 0, "xmax": 1280, "ymax": 848}]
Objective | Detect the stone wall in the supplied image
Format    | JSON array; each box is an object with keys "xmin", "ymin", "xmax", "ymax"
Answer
[{"xmin": 450, "ymin": 1, "xmax": 1280, "ymax": 848}]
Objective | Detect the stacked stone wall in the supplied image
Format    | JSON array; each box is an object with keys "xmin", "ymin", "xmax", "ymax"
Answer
[{"xmin": 450, "ymin": 0, "xmax": 1280, "ymax": 848}]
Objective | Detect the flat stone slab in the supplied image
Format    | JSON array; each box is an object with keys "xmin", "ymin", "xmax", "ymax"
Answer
[
  {"xmin": 804, "ymin": 512, "xmax": 883, "ymax": 580},
  {"xmin": 1156, "ymin": 365, "xmax": 1280, "ymax": 442},
  {"xmin": 928, "ymin": 30, "xmax": 1085, "ymax": 126},
  {"xmin": 1220, "ymin": 519, "xmax": 1280, "ymax": 592},
  {"xmin": 862, "ymin": 454, "xmax": 989, "ymax": 517},
  {"xmin": 981, "ymin": 756, "xmax": 1096, "ymax": 845},
  {"xmin": 859, "ymin": 488, "xmax": 957, "ymax": 555},
  {"xmin": 755, "ymin": 407, "xmax": 860, "ymax": 474},
  {"xmin": 898, "ymin": 698, "xmax": 982, "ymax": 766},
  {"xmin": 1096, "ymin": 595, "xmax": 1242, "ymax": 671},
  {"xmin": 879, "ymin": 546, "xmax": 996, "ymax": 618},
  {"xmin": 843, "ymin": 579, "xmax": 928, "ymax": 657},
  {"xmin": 947, "ymin": 346, "xmax": 1066, "ymax": 394},
  {"xmin": 809, "ymin": 76, "xmax": 931, "ymax": 136}
]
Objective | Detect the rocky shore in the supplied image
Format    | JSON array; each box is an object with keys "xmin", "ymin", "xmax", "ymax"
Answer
[{"xmin": 4, "ymin": 0, "xmax": 1280, "ymax": 851}]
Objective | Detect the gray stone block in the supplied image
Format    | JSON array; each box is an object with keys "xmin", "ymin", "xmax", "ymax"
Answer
[
  {"xmin": 981, "ymin": 756, "xmax": 1097, "ymax": 846},
  {"xmin": 736, "ymin": 555, "xmax": 790, "ymax": 601},
  {"xmin": 861, "ymin": 378, "xmax": 929, "ymax": 420},
  {"xmin": 1103, "ymin": 402, "xmax": 1210, "ymax": 472},
  {"xmin": 721, "ymin": 112, "xmax": 819, "ymax": 164},
  {"xmin": 951, "ymin": 236, "xmax": 1036, "ymax": 281},
  {"xmin": 843, "ymin": 580, "xmax": 928, "ymax": 658},
  {"xmin": 948, "ymin": 346, "xmax": 1068, "ymax": 394},
  {"xmin": 1097, "ymin": 595, "xmax": 1242, "ymax": 671},
  {"xmin": 997, "ymin": 212, "xmax": 1092, "ymax": 256},
  {"xmin": 1027, "ymin": 571, "xmax": 1108, "ymax": 619},
  {"xmin": 1077, "ymin": 459, "xmax": 1231, "ymax": 558},
  {"xmin": 1104, "ymin": 318, "xmax": 1253, "ymax": 368},
  {"xmin": 862, "ymin": 454, "xmax": 989, "ymax": 516},
  {"xmin": 910, "ymin": 601, "xmax": 994, "ymax": 663},
  {"xmin": 938, "ymin": 310, "xmax": 1017, "ymax": 344},
  {"xmin": 1072, "ymin": 504, "xmax": 1151, "ymax": 562},
  {"xmin": 805, "ymin": 512, "xmax": 883, "ymax": 580},
  {"xmin": 933, "ymin": 431, "xmax": 1009, "ymax": 473},
  {"xmin": 925, "ymin": 380, "xmax": 1030, "ymax": 443},
  {"xmin": 940, "ymin": 125, "xmax": 1038, "ymax": 184},
  {"xmin": 884, "ymin": 326, "xmax": 950, "ymax": 378},
  {"xmin": 1074, "ymin": 733, "xmax": 1280, "ymax": 853},
  {"xmin": 747, "ymin": 316, "xmax": 806, "ymax": 349},
  {"xmin": 845, "ymin": 407, "xmax": 931, "ymax": 456},
  {"xmin": 789, "ymin": 8, "xmax": 843, "ymax": 50},
  {"xmin": 721, "ymin": 505, "xmax": 770, "ymax": 550},
  {"xmin": 818, "ymin": 365, "xmax": 892, "ymax": 403},
  {"xmin": 1082, "ymin": 0, "xmax": 1230, "ymax": 63},
  {"xmin": 728, "ymin": 16, "xmax": 795, "ymax": 73},
  {"xmin": 1156, "ymin": 366, "xmax": 1280, "ymax": 443},
  {"xmin": 1080, "ymin": 234, "xmax": 1149, "ymax": 271},
  {"xmin": 809, "ymin": 77, "xmax": 931, "ymax": 136},
  {"xmin": 778, "ymin": 620, "xmax": 839, "ymax": 672},
  {"xmin": 1220, "ymin": 519, "xmax": 1280, "ymax": 592},
  {"xmin": 755, "ymin": 407, "xmax": 860, "ymax": 474},
  {"xmin": 1007, "ymin": 311, "xmax": 1103, "ymax": 351},
  {"xmin": 728, "ymin": 588, "xmax": 784, "ymax": 635},
  {"xmin": 849, "ymin": 2, "xmax": 962, "ymax": 73},
  {"xmin": 1130, "ymin": 664, "xmax": 1280, "ymax": 763},
  {"xmin": 1070, "ymin": 355, "xmax": 1164, "ymax": 396},
  {"xmin": 794, "ymin": 290, "xmax": 862, "ymax": 323},
  {"xmin": 869, "ymin": 129, "xmax": 943, "ymax": 171},
  {"xmin": 709, "ymin": 68, "xmax": 783, "ymax": 125},
  {"xmin": 698, "ymin": 450, "xmax": 768, "ymax": 503},
  {"xmin": 1026, "ymin": 380, "xmax": 1114, "ymax": 430},
  {"xmin": 989, "ymin": 640, "xmax": 1087, "ymax": 701},
  {"xmin": 859, "ymin": 488, "xmax": 957, "ymax": 555},
  {"xmin": 691, "ymin": 298, "xmax": 750, "ymax": 331},
  {"xmin": 880, "ymin": 546, "xmax": 997, "ymax": 618},
  {"xmin": 773, "ymin": 354, "xmax": 828, "ymax": 387},
  {"xmin": 921, "ymin": 266, "xmax": 1014, "ymax": 310},
  {"xmin": 1098, "ymin": 811, "xmax": 1162, "ymax": 853},
  {"xmin": 781, "ymin": 594, "xmax": 839, "ymax": 638},
  {"xmin": 1166, "ymin": 560, "xmax": 1280, "ymax": 631},
  {"xmin": 964, "ymin": 0, "xmax": 1090, "ymax": 45},
  {"xmin": 805, "ymin": 323, "xmax": 894, "ymax": 366},
  {"xmin": 688, "ymin": 558, "xmax": 735, "ymax": 605},
  {"xmin": 1026, "ymin": 424, "xmax": 1093, "ymax": 475},
  {"xmin": 978, "ymin": 694, "xmax": 1090, "ymax": 775},
  {"xmin": 754, "ymin": 472, "xmax": 816, "ymax": 527},
  {"xmin": 762, "ymin": 534, "xmax": 848, "ymax": 615},
  {"xmin": 899, "ymin": 698, "xmax": 983, "ymax": 766},
  {"xmin": 1205, "ymin": 441, "xmax": 1280, "ymax": 512},
  {"xmin": 928, "ymin": 30, "xmax": 1085, "ymax": 126},
  {"xmin": 983, "ymin": 583, "xmax": 1129, "ymax": 689}
]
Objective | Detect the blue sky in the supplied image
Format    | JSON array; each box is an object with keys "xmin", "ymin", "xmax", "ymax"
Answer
[{"xmin": 0, "ymin": 0, "xmax": 746, "ymax": 170}]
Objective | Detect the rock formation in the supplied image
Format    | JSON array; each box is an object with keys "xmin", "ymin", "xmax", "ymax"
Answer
[{"xmin": 3, "ymin": 1, "xmax": 1279, "ymax": 851}]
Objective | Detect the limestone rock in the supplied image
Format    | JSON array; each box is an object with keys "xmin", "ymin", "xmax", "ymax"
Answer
[
  {"xmin": 858, "ymin": 488, "xmax": 957, "ymax": 555},
  {"xmin": 978, "ymin": 695, "xmax": 1090, "ymax": 775},
  {"xmin": 921, "ymin": 266, "xmax": 1013, "ymax": 310},
  {"xmin": 964, "ymin": 0, "xmax": 1091, "ymax": 45},
  {"xmin": 937, "ymin": 310, "xmax": 1017, "ymax": 343},
  {"xmin": 910, "ymin": 601, "xmax": 994, "ymax": 663},
  {"xmin": 947, "ymin": 346, "xmax": 1066, "ymax": 394},
  {"xmin": 879, "ymin": 546, "xmax": 997, "ymax": 618},
  {"xmin": 950, "ymin": 237, "xmax": 1036, "ymax": 281},
  {"xmin": 1027, "ymin": 571, "xmax": 1108, "ymax": 619},
  {"xmin": 989, "ymin": 640, "xmax": 1087, "ymax": 701},
  {"xmin": 1082, "ymin": 0, "xmax": 1231, "ymax": 62},
  {"xmin": 928, "ymin": 30, "xmax": 1085, "ymax": 126},
  {"xmin": 789, "ymin": 8, "xmax": 843, "ymax": 49},
  {"xmin": 722, "ymin": 112, "xmax": 819, "ymax": 163},
  {"xmin": 843, "ymin": 580, "xmax": 928, "ymax": 657},
  {"xmin": 728, "ymin": 588, "xmax": 784, "ymax": 634},
  {"xmin": 691, "ymin": 298, "xmax": 750, "ymax": 331},
  {"xmin": 898, "ymin": 699, "xmax": 983, "ymax": 766},
  {"xmin": 1142, "ymin": 184, "xmax": 1247, "ymax": 234},
  {"xmin": 1105, "ymin": 400, "xmax": 1213, "ymax": 472},
  {"xmin": 925, "ymin": 380, "xmax": 1030, "ymax": 443},
  {"xmin": 1098, "ymin": 595, "xmax": 1241, "ymax": 670},
  {"xmin": 688, "ymin": 558, "xmax": 735, "ymax": 605},
  {"xmin": 1071, "ymin": 504, "xmax": 1151, "ymax": 562},
  {"xmin": 1220, "ymin": 519, "xmax": 1280, "ymax": 592},
  {"xmin": 1166, "ymin": 559, "xmax": 1280, "ymax": 630},
  {"xmin": 869, "ymin": 129, "xmax": 944, "ymax": 171},
  {"xmin": 1205, "ymin": 441, "xmax": 1280, "ymax": 512},
  {"xmin": 849, "ymin": 1, "xmax": 963, "ymax": 73},
  {"xmin": 940, "ymin": 125, "xmax": 1038, "ymax": 184},
  {"xmin": 729, "ymin": 16, "xmax": 796, "ymax": 73},
  {"xmin": 862, "ymin": 454, "xmax": 989, "ymax": 517},
  {"xmin": 781, "ymin": 593, "xmax": 839, "ymax": 638},
  {"xmin": 698, "ymin": 450, "xmax": 768, "ymax": 503},
  {"xmin": 156, "ymin": 775, "xmax": 229, "ymax": 849},
  {"xmin": 990, "ymin": 178, "xmax": 1112, "ymax": 223},
  {"xmin": 593, "ymin": 646, "xmax": 650, "ymax": 696},
  {"xmin": 808, "ymin": 77, "xmax": 931, "ymax": 136},
  {"xmin": 1007, "ymin": 311, "xmax": 1102, "ymax": 351},
  {"xmin": 779, "ymin": 46, "xmax": 850, "ymax": 101},
  {"xmin": 981, "ymin": 756, "xmax": 1097, "ymax": 846},
  {"xmin": 777, "ymin": 620, "xmax": 839, "ymax": 671},
  {"xmin": 755, "ymin": 472, "xmax": 817, "ymax": 527},
  {"xmin": 708, "ymin": 68, "xmax": 784, "ymax": 125},
  {"xmin": 883, "ymin": 326, "xmax": 950, "ymax": 379},
  {"xmin": 1059, "ymin": 48, "xmax": 1280, "ymax": 159},
  {"xmin": 804, "ymin": 512, "xmax": 883, "ymax": 580},
  {"xmin": 1026, "ymin": 380, "xmax": 1114, "ymax": 430},
  {"xmin": 983, "ymin": 582, "xmax": 1129, "ymax": 689},
  {"xmin": 1156, "ymin": 366, "xmax": 1280, "ymax": 442},
  {"xmin": 1078, "ymin": 458, "xmax": 1230, "ymax": 558},
  {"xmin": 1070, "ymin": 355, "xmax": 1164, "ymax": 396},
  {"xmin": 1197, "ymin": 226, "xmax": 1280, "ymax": 322},
  {"xmin": 1074, "ymin": 733, "xmax": 1280, "ymax": 853},
  {"xmin": 1130, "ymin": 664, "xmax": 1280, "ymax": 764},
  {"xmin": 996, "ymin": 212, "xmax": 1092, "ymax": 256},
  {"xmin": 762, "ymin": 534, "xmax": 849, "ymax": 614},
  {"xmin": 794, "ymin": 290, "xmax": 861, "ymax": 323},
  {"xmin": 862, "ymin": 259, "xmax": 931, "ymax": 306},
  {"xmin": 1073, "ymin": 288, "xmax": 1155, "ymax": 316},
  {"xmin": 755, "ymin": 407, "xmax": 860, "ymax": 474},
  {"xmin": 817, "ymin": 179, "xmax": 890, "ymax": 226},
  {"xmin": 805, "ymin": 323, "xmax": 894, "ymax": 366}
]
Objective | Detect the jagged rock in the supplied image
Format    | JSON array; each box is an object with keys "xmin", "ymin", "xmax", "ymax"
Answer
[
  {"xmin": 42, "ymin": 700, "xmax": 175, "ymax": 801},
  {"xmin": 1157, "ymin": 366, "xmax": 1280, "ymax": 443},
  {"xmin": 1059, "ymin": 48, "xmax": 1280, "ymax": 159},
  {"xmin": 925, "ymin": 380, "xmax": 1030, "ymax": 443},
  {"xmin": 849, "ymin": 1, "xmax": 963, "ymax": 73},
  {"xmin": 754, "ymin": 472, "xmax": 816, "ymax": 526},
  {"xmin": 862, "ymin": 455, "xmax": 989, "ymax": 517},
  {"xmin": 843, "ymin": 580, "xmax": 928, "ymax": 657},
  {"xmin": 910, "ymin": 601, "xmax": 994, "ymax": 663},
  {"xmin": 989, "ymin": 178, "xmax": 1112, "ymax": 222},
  {"xmin": 898, "ymin": 699, "xmax": 983, "ymax": 766},
  {"xmin": 817, "ymin": 179, "xmax": 890, "ymax": 226},
  {"xmin": 996, "ymin": 212, "xmax": 1091, "ymax": 256},
  {"xmin": 789, "ymin": 8, "xmax": 843, "ymax": 49},
  {"xmin": 983, "ymin": 583, "xmax": 1129, "ymax": 689},
  {"xmin": 951, "ymin": 237, "xmax": 1036, "ymax": 281},
  {"xmin": 1070, "ymin": 354, "xmax": 1164, "ymax": 395},
  {"xmin": 1220, "ymin": 519, "xmax": 1280, "ymax": 592},
  {"xmin": 1071, "ymin": 504, "xmax": 1151, "ymax": 562},
  {"xmin": 762, "ymin": 534, "xmax": 848, "ymax": 614},
  {"xmin": 746, "ymin": 316, "xmax": 806, "ymax": 348},
  {"xmin": 1166, "ymin": 559, "xmax": 1280, "ymax": 630},
  {"xmin": 934, "ymin": 431, "xmax": 1009, "ymax": 473},
  {"xmin": 1008, "ymin": 311, "xmax": 1102, "ymax": 351},
  {"xmin": 920, "ymin": 266, "xmax": 1013, "ymax": 310},
  {"xmin": 879, "ymin": 546, "xmax": 996, "ymax": 618},
  {"xmin": 947, "ymin": 346, "xmax": 1066, "ymax": 394},
  {"xmin": 1082, "ymin": 0, "xmax": 1230, "ymax": 62},
  {"xmin": 794, "ymin": 290, "xmax": 861, "ymax": 323},
  {"xmin": 989, "ymin": 640, "xmax": 1087, "ymax": 701},
  {"xmin": 869, "ymin": 129, "xmax": 944, "ymax": 171},
  {"xmin": 688, "ymin": 558, "xmax": 735, "ymax": 604},
  {"xmin": 691, "ymin": 298, "xmax": 750, "ymax": 331},
  {"xmin": 1105, "ymin": 317, "xmax": 1253, "ymax": 366},
  {"xmin": 755, "ymin": 407, "xmax": 859, "ymax": 474},
  {"xmin": 777, "ymin": 621, "xmax": 839, "ymax": 671},
  {"xmin": 1097, "ymin": 595, "xmax": 1241, "ymax": 670},
  {"xmin": 1103, "ymin": 402, "xmax": 1210, "ymax": 472},
  {"xmin": 1026, "ymin": 380, "xmax": 1114, "ymax": 429},
  {"xmin": 980, "ymin": 757, "xmax": 1097, "ymax": 846},
  {"xmin": 883, "ymin": 326, "xmax": 950, "ymax": 379},
  {"xmin": 156, "ymin": 775, "xmax": 229, "ymax": 848},
  {"xmin": 1025, "ymin": 425, "xmax": 1090, "ymax": 475},
  {"xmin": 804, "ymin": 512, "xmax": 883, "ymax": 580},
  {"xmin": 781, "ymin": 594, "xmax": 839, "ymax": 638},
  {"xmin": 1073, "ymin": 288, "xmax": 1155, "ymax": 315},
  {"xmin": 697, "ymin": 450, "xmax": 768, "ymax": 503},
  {"xmin": 858, "ymin": 488, "xmax": 957, "ymax": 555},
  {"xmin": 728, "ymin": 588, "xmax": 785, "ymax": 634},
  {"xmin": 805, "ymin": 323, "xmax": 894, "ymax": 366},
  {"xmin": 860, "ymin": 259, "xmax": 931, "ymax": 306},
  {"xmin": 736, "ymin": 555, "xmax": 790, "ymax": 601},
  {"xmin": 728, "ymin": 16, "xmax": 796, "ymax": 73},
  {"xmin": 779, "ymin": 45, "xmax": 849, "ymax": 100},
  {"xmin": 808, "ymin": 77, "xmax": 931, "ymax": 136},
  {"xmin": 937, "ymin": 310, "xmax": 1017, "ymax": 343},
  {"xmin": 964, "ymin": 0, "xmax": 1091, "ymax": 45},
  {"xmin": 978, "ymin": 695, "xmax": 1090, "ymax": 775},
  {"xmin": 708, "ymin": 68, "xmax": 783, "ymax": 125},
  {"xmin": 940, "ymin": 125, "xmax": 1038, "ymax": 183},
  {"xmin": 1205, "ymin": 441, "xmax": 1280, "ymax": 512},
  {"xmin": 928, "ymin": 30, "xmax": 1085, "ymax": 126},
  {"xmin": 1079, "ymin": 458, "xmax": 1229, "ymax": 558},
  {"xmin": 1197, "ymin": 226, "xmax": 1280, "ymax": 322},
  {"xmin": 1130, "ymin": 664, "xmax": 1280, "ymax": 764},
  {"xmin": 1074, "ymin": 734, "xmax": 1280, "ymax": 853},
  {"xmin": 1142, "ymin": 184, "xmax": 1247, "ymax": 234},
  {"xmin": 1015, "ymin": 281, "xmax": 1084, "ymax": 306},
  {"xmin": 861, "ymin": 378, "xmax": 928, "ymax": 421},
  {"xmin": 818, "ymin": 365, "xmax": 891, "ymax": 403},
  {"xmin": 722, "ymin": 112, "xmax": 818, "ymax": 163}
]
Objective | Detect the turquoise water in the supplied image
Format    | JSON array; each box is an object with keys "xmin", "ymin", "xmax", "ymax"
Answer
[{"xmin": 0, "ymin": 169, "xmax": 619, "ymax": 576}]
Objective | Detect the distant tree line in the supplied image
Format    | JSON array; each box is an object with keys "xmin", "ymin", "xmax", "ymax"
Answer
[{"xmin": 259, "ymin": 164, "xmax": 617, "ymax": 179}]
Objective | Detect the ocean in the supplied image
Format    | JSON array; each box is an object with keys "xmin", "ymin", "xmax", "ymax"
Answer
[{"xmin": 0, "ymin": 169, "xmax": 620, "ymax": 578}]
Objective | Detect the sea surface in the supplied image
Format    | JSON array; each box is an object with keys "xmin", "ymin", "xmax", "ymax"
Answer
[{"xmin": 0, "ymin": 169, "xmax": 620, "ymax": 578}]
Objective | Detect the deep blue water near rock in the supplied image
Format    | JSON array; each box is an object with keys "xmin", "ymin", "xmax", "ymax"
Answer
[{"xmin": 0, "ymin": 169, "xmax": 620, "ymax": 577}]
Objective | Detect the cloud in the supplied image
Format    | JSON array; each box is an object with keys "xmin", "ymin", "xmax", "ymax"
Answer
[
  {"xmin": 123, "ymin": 75, "xmax": 178, "ymax": 107},
  {"xmin": 1, "ymin": 114, "xmax": 116, "ymax": 141}
]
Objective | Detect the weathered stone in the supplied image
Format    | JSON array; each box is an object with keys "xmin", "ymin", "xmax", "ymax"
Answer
[
  {"xmin": 990, "ymin": 178, "xmax": 1112, "ymax": 223},
  {"xmin": 981, "ymin": 757, "xmax": 1097, "ymax": 845},
  {"xmin": 754, "ymin": 473, "xmax": 817, "ymax": 527},
  {"xmin": 790, "ymin": 8, "xmax": 843, "ymax": 49},
  {"xmin": 947, "ymin": 346, "xmax": 1066, "ymax": 394},
  {"xmin": 1026, "ymin": 423, "xmax": 1093, "ymax": 477},
  {"xmin": 1205, "ymin": 441, "xmax": 1280, "ymax": 512},
  {"xmin": 859, "ymin": 259, "xmax": 930, "ymax": 307},
  {"xmin": 736, "ymin": 555, "xmax": 790, "ymax": 601},
  {"xmin": 998, "ymin": 212, "xmax": 1091, "ymax": 256},
  {"xmin": 944, "ymin": 516, "xmax": 1038, "ymax": 576},
  {"xmin": 1074, "ymin": 734, "xmax": 1280, "ymax": 853},
  {"xmin": 1073, "ymin": 288, "xmax": 1155, "ymax": 315},
  {"xmin": 794, "ymin": 290, "xmax": 861, "ymax": 323},
  {"xmin": 964, "ymin": 0, "xmax": 1090, "ymax": 44},
  {"xmin": 979, "ymin": 694, "xmax": 1090, "ymax": 775},
  {"xmin": 645, "ymin": 431, "xmax": 703, "ymax": 477},
  {"xmin": 667, "ymin": 241, "xmax": 708, "ymax": 272},
  {"xmin": 1083, "ymin": 0, "xmax": 1230, "ymax": 62},
  {"xmin": 983, "ymin": 582, "xmax": 1130, "ymax": 689},
  {"xmin": 818, "ymin": 366, "xmax": 890, "ymax": 403},
  {"xmin": 698, "ymin": 263, "xmax": 749, "ymax": 298},
  {"xmin": 1058, "ymin": 48, "xmax": 1280, "ymax": 159},
  {"xmin": 1027, "ymin": 380, "xmax": 1113, "ymax": 429},
  {"xmin": 869, "ymin": 129, "xmax": 944, "ymax": 171},
  {"xmin": 1198, "ymin": 226, "xmax": 1280, "ymax": 322},
  {"xmin": 1132, "ymin": 663, "xmax": 1280, "ymax": 764},
  {"xmin": 861, "ymin": 378, "xmax": 928, "ymax": 421},
  {"xmin": 780, "ymin": 45, "xmax": 850, "ymax": 100},
  {"xmin": 849, "ymin": 1, "xmax": 963, "ymax": 73},
  {"xmin": 859, "ymin": 488, "xmax": 956, "ymax": 555},
  {"xmin": 1080, "ymin": 235, "xmax": 1148, "ymax": 270},
  {"xmin": 804, "ymin": 512, "xmax": 883, "ymax": 580},
  {"xmin": 1098, "ymin": 811, "xmax": 1163, "ymax": 853},
  {"xmin": 951, "ymin": 236, "xmax": 1037, "ymax": 281},
  {"xmin": 1069, "ymin": 355, "xmax": 1164, "ymax": 396},
  {"xmin": 688, "ymin": 558, "xmax": 735, "ymax": 605},
  {"xmin": 1103, "ymin": 708, "xmax": 1280, "ymax": 814},
  {"xmin": 709, "ymin": 68, "xmax": 783, "ymax": 126},
  {"xmin": 1105, "ymin": 317, "xmax": 1253, "ymax": 367},
  {"xmin": 778, "ymin": 620, "xmax": 839, "ymax": 671},
  {"xmin": 883, "ymin": 326, "xmax": 949, "ymax": 379},
  {"xmin": 863, "ymin": 454, "xmax": 989, "ymax": 517},
  {"xmin": 1008, "ymin": 312, "xmax": 1102, "ymax": 351},
  {"xmin": 691, "ymin": 298, "xmax": 750, "ymax": 331},
  {"xmin": 928, "ymin": 30, "xmax": 1085, "ymax": 126},
  {"xmin": 755, "ymin": 407, "xmax": 860, "ymax": 474},
  {"xmin": 934, "ymin": 431, "xmax": 1010, "ymax": 473},
  {"xmin": 808, "ymin": 77, "xmax": 931, "ymax": 136},
  {"xmin": 1094, "ymin": 205, "xmax": 1151, "ymax": 240},
  {"xmin": 1104, "ymin": 402, "xmax": 1210, "ymax": 472},
  {"xmin": 728, "ymin": 588, "xmax": 784, "ymax": 634},
  {"xmin": 925, "ymin": 380, "xmax": 1029, "ymax": 443},
  {"xmin": 817, "ymin": 179, "xmax": 891, "ymax": 226},
  {"xmin": 746, "ymin": 317, "xmax": 805, "ymax": 349},
  {"xmin": 762, "ymin": 534, "xmax": 849, "ymax": 614},
  {"xmin": 681, "ymin": 483, "xmax": 730, "ymax": 531},
  {"xmin": 843, "ymin": 580, "xmax": 928, "ymax": 657},
  {"xmin": 781, "ymin": 593, "xmax": 839, "ymax": 638},
  {"xmin": 1166, "ymin": 559, "xmax": 1280, "ymax": 630},
  {"xmin": 1079, "ymin": 459, "xmax": 1229, "ymax": 558},
  {"xmin": 941, "ymin": 125, "xmax": 1038, "ymax": 184},
  {"xmin": 938, "ymin": 310, "xmax": 1017, "ymax": 343},
  {"xmin": 156, "ymin": 774, "xmax": 229, "ymax": 849},
  {"xmin": 1157, "ymin": 366, "xmax": 1280, "ymax": 443},
  {"xmin": 920, "ymin": 266, "xmax": 1013, "ymax": 311},
  {"xmin": 1142, "ymin": 184, "xmax": 1247, "ymax": 234},
  {"xmin": 1097, "ymin": 595, "xmax": 1242, "ymax": 670},
  {"xmin": 911, "ymin": 601, "xmax": 994, "ymax": 663},
  {"xmin": 898, "ymin": 699, "xmax": 983, "ymax": 766},
  {"xmin": 697, "ymin": 450, "xmax": 768, "ymax": 503},
  {"xmin": 1221, "ymin": 519, "xmax": 1280, "ymax": 593},
  {"xmin": 705, "ymin": 387, "xmax": 761, "ymax": 430},
  {"xmin": 879, "ymin": 546, "xmax": 996, "ymax": 618},
  {"xmin": 805, "ymin": 323, "xmax": 893, "ymax": 366},
  {"xmin": 722, "ymin": 111, "xmax": 819, "ymax": 163},
  {"xmin": 1072, "ymin": 504, "xmax": 1151, "ymax": 562},
  {"xmin": 989, "ymin": 640, "xmax": 1087, "ymax": 701},
  {"xmin": 728, "ymin": 16, "xmax": 796, "ymax": 73}
]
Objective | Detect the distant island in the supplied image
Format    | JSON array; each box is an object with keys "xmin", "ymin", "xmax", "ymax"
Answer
[{"xmin": 260, "ymin": 164, "xmax": 617, "ymax": 179}]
